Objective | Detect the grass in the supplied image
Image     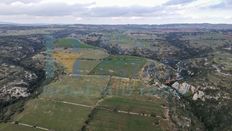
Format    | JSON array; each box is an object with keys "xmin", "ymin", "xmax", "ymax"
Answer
[
  {"xmin": 87, "ymin": 109, "xmax": 162, "ymax": 131},
  {"xmin": 40, "ymin": 75, "xmax": 110, "ymax": 106},
  {"xmin": 0, "ymin": 123, "xmax": 42, "ymax": 131},
  {"xmin": 78, "ymin": 48, "xmax": 109, "ymax": 59},
  {"xmin": 14, "ymin": 99, "xmax": 91, "ymax": 131},
  {"xmin": 90, "ymin": 55, "xmax": 146, "ymax": 78},
  {"xmin": 54, "ymin": 38, "xmax": 96, "ymax": 48},
  {"xmin": 100, "ymin": 96, "xmax": 164, "ymax": 115},
  {"xmin": 79, "ymin": 60, "xmax": 101, "ymax": 75},
  {"xmin": 108, "ymin": 77, "xmax": 146, "ymax": 96}
]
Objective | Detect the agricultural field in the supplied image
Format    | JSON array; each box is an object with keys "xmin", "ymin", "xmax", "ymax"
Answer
[
  {"xmin": 40, "ymin": 75, "xmax": 110, "ymax": 106},
  {"xmin": 0, "ymin": 123, "xmax": 41, "ymax": 131},
  {"xmin": 90, "ymin": 55, "xmax": 147, "ymax": 78},
  {"xmin": 108, "ymin": 76, "xmax": 146, "ymax": 96},
  {"xmin": 99, "ymin": 96, "xmax": 164, "ymax": 115},
  {"xmin": 78, "ymin": 48, "xmax": 109, "ymax": 59},
  {"xmin": 87, "ymin": 109, "xmax": 163, "ymax": 131},
  {"xmin": 52, "ymin": 46, "xmax": 109, "ymax": 74},
  {"xmin": 54, "ymin": 38, "xmax": 97, "ymax": 48},
  {"xmin": 3, "ymin": 24, "xmax": 232, "ymax": 131},
  {"xmin": 14, "ymin": 99, "xmax": 91, "ymax": 131},
  {"xmin": 53, "ymin": 50, "xmax": 81, "ymax": 73},
  {"xmin": 2, "ymin": 73, "xmax": 168, "ymax": 131},
  {"xmin": 79, "ymin": 60, "xmax": 101, "ymax": 75}
]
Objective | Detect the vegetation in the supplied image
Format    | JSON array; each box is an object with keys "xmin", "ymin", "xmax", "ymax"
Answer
[
  {"xmin": 2, "ymin": 24, "xmax": 232, "ymax": 131},
  {"xmin": 40, "ymin": 75, "xmax": 110, "ymax": 105},
  {"xmin": 90, "ymin": 55, "xmax": 146, "ymax": 78},
  {"xmin": 54, "ymin": 38, "xmax": 96, "ymax": 48},
  {"xmin": 14, "ymin": 99, "xmax": 91, "ymax": 131},
  {"xmin": 0, "ymin": 123, "xmax": 41, "ymax": 131},
  {"xmin": 100, "ymin": 96, "xmax": 164, "ymax": 115},
  {"xmin": 53, "ymin": 50, "xmax": 81, "ymax": 73},
  {"xmin": 87, "ymin": 109, "xmax": 163, "ymax": 131}
]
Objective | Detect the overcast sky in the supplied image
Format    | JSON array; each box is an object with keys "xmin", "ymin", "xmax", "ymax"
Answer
[{"xmin": 0, "ymin": 0, "xmax": 231, "ymax": 24}]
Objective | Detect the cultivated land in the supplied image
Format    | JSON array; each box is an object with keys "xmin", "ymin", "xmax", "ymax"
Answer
[
  {"xmin": 14, "ymin": 99, "xmax": 91, "ymax": 131},
  {"xmin": 2, "ymin": 48, "xmax": 166, "ymax": 131},
  {"xmin": 40, "ymin": 75, "xmax": 110, "ymax": 106},
  {"xmin": 6, "ymin": 74, "xmax": 168, "ymax": 131},
  {"xmin": 54, "ymin": 38, "xmax": 96, "ymax": 49},
  {"xmin": 1, "ymin": 24, "xmax": 232, "ymax": 131},
  {"xmin": 52, "ymin": 48, "xmax": 109, "ymax": 74},
  {"xmin": 0, "ymin": 123, "xmax": 42, "ymax": 131},
  {"xmin": 53, "ymin": 50, "xmax": 81, "ymax": 73},
  {"xmin": 87, "ymin": 109, "xmax": 163, "ymax": 131},
  {"xmin": 90, "ymin": 55, "xmax": 147, "ymax": 78}
]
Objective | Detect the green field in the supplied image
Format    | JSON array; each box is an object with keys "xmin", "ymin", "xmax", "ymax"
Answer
[
  {"xmin": 0, "ymin": 123, "xmax": 41, "ymax": 131},
  {"xmin": 78, "ymin": 48, "xmax": 109, "ymax": 59},
  {"xmin": 54, "ymin": 38, "xmax": 96, "ymax": 48},
  {"xmin": 90, "ymin": 55, "xmax": 146, "ymax": 77},
  {"xmin": 87, "ymin": 109, "xmax": 162, "ymax": 131},
  {"xmin": 1, "ymin": 42, "xmax": 169, "ymax": 131},
  {"xmin": 100, "ymin": 96, "xmax": 164, "ymax": 116},
  {"xmin": 14, "ymin": 99, "xmax": 91, "ymax": 131},
  {"xmin": 79, "ymin": 60, "xmax": 101, "ymax": 74},
  {"xmin": 40, "ymin": 75, "xmax": 110, "ymax": 106},
  {"xmin": 108, "ymin": 77, "xmax": 145, "ymax": 96}
]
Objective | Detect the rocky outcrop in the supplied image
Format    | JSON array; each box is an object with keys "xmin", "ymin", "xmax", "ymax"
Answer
[
  {"xmin": 0, "ymin": 35, "xmax": 46, "ymax": 121},
  {"xmin": 172, "ymin": 82, "xmax": 195, "ymax": 95},
  {"xmin": 171, "ymin": 82, "xmax": 206, "ymax": 101},
  {"xmin": 141, "ymin": 62, "xmax": 177, "ymax": 83},
  {"xmin": 192, "ymin": 91, "xmax": 205, "ymax": 101}
]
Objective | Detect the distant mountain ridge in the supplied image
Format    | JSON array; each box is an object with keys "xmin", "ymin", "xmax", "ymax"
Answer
[{"xmin": 1, "ymin": 22, "xmax": 232, "ymax": 29}]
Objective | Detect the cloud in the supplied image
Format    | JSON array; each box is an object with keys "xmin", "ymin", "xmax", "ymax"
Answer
[
  {"xmin": 88, "ymin": 6, "xmax": 164, "ymax": 17},
  {"xmin": 0, "ymin": 2, "xmax": 168, "ymax": 17},
  {"xmin": 208, "ymin": 0, "xmax": 232, "ymax": 9},
  {"xmin": 0, "ymin": 2, "xmax": 91, "ymax": 16},
  {"xmin": 0, "ymin": 0, "xmax": 231, "ymax": 24},
  {"xmin": 0, "ymin": 0, "xmax": 41, "ymax": 4},
  {"xmin": 164, "ymin": 0, "xmax": 196, "ymax": 5}
]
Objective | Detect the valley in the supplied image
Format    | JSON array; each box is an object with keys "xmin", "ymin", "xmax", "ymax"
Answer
[{"xmin": 0, "ymin": 24, "xmax": 232, "ymax": 131}]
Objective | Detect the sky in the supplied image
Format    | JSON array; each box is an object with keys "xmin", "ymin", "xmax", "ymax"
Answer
[{"xmin": 0, "ymin": 0, "xmax": 231, "ymax": 24}]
